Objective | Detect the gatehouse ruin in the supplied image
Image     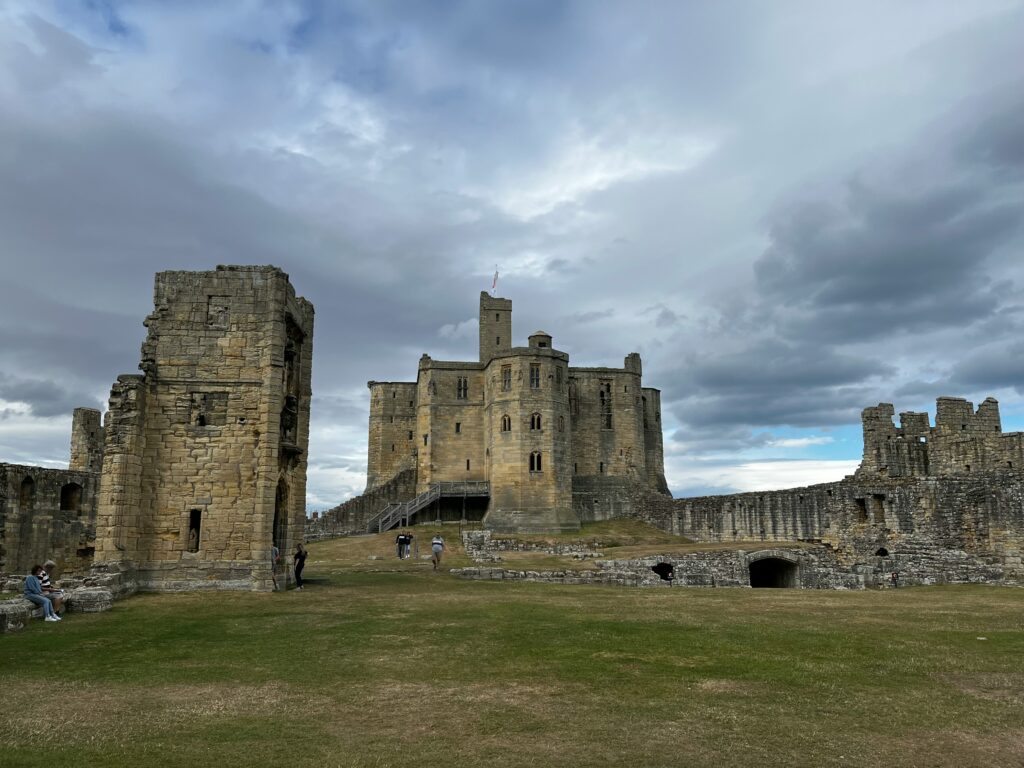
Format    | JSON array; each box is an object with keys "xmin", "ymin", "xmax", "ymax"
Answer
[{"xmin": 1, "ymin": 265, "xmax": 313, "ymax": 603}]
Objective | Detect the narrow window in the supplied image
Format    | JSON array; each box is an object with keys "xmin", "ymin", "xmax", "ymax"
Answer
[
  {"xmin": 530, "ymin": 412, "xmax": 541, "ymax": 430},
  {"xmin": 391, "ymin": 444, "xmax": 395, "ymax": 452},
  {"xmin": 392, "ymin": 391, "xmax": 396, "ymax": 399},
  {"xmin": 496, "ymin": 336, "xmax": 500, "ymax": 346},
  {"xmin": 530, "ymin": 451, "xmax": 542, "ymax": 472},
  {"xmin": 530, "ymin": 364, "xmax": 540, "ymax": 389},
  {"xmin": 555, "ymin": 367, "xmax": 562, "ymax": 389},
  {"xmin": 599, "ymin": 382, "xmax": 612, "ymax": 429},
  {"xmin": 423, "ymin": 434, "xmax": 429, "ymax": 446},
  {"xmin": 456, "ymin": 377, "xmax": 468, "ymax": 399},
  {"xmin": 466, "ymin": 459, "xmax": 471, "ymax": 471},
  {"xmin": 574, "ymin": 462, "xmax": 578, "ymax": 474},
  {"xmin": 495, "ymin": 313, "xmax": 499, "ymax": 321},
  {"xmin": 502, "ymin": 365, "xmax": 511, "ymax": 391},
  {"xmin": 408, "ymin": 431, "xmax": 413, "ymax": 440},
  {"xmin": 642, "ymin": 396, "xmax": 649, "ymax": 429},
  {"xmin": 187, "ymin": 509, "xmax": 202, "ymax": 553},
  {"xmin": 501, "ymin": 414, "xmax": 511, "ymax": 432},
  {"xmin": 599, "ymin": 461, "xmax": 604, "ymax": 474},
  {"xmin": 558, "ymin": 415, "xmax": 565, "ymax": 432},
  {"xmin": 389, "ymin": 416, "xmax": 394, "ymax": 423},
  {"xmin": 455, "ymin": 422, "xmax": 461, "ymax": 434}
]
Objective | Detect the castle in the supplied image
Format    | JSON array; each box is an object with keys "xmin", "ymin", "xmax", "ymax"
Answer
[
  {"xmin": 0, "ymin": 266, "xmax": 313, "ymax": 593},
  {"xmin": 362, "ymin": 292, "xmax": 669, "ymax": 532},
  {"xmin": 4, "ymin": 265, "xmax": 1024, "ymax": 603}
]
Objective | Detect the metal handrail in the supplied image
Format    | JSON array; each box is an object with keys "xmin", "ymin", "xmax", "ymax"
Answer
[{"xmin": 365, "ymin": 481, "xmax": 491, "ymax": 533}]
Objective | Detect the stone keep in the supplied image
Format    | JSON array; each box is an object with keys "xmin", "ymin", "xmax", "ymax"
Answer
[
  {"xmin": 364, "ymin": 292, "xmax": 668, "ymax": 533},
  {"xmin": 93, "ymin": 266, "xmax": 314, "ymax": 591}
]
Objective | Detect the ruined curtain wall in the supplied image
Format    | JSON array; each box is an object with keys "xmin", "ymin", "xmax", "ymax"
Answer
[
  {"xmin": 0, "ymin": 462, "xmax": 99, "ymax": 575},
  {"xmin": 670, "ymin": 473, "xmax": 1024, "ymax": 580}
]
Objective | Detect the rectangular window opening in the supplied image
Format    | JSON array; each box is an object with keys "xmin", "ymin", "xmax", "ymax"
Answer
[{"xmin": 187, "ymin": 509, "xmax": 202, "ymax": 553}]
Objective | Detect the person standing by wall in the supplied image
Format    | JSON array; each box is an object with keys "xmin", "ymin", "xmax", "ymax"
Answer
[
  {"xmin": 24, "ymin": 565, "xmax": 61, "ymax": 622},
  {"xmin": 271, "ymin": 544, "xmax": 280, "ymax": 590},
  {"xmin": 431, "ymin": 533, "xmax": 445, "ymax": 571},
  {"xmin": 294, "ymin": 543, "xmax": 308, "ymax": 590}
]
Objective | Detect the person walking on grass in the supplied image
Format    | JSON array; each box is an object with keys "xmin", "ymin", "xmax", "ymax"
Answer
[
  {"xmin": 24, "ymin": 565, "xmax": 61, "ymax": 622},
  {"xmin": 294, "ymin": 542, "xmax": 308, "ymax": 590},
  {"xmin": 431, "ymin": 533, "xmax": 445, "ymax": 570}
]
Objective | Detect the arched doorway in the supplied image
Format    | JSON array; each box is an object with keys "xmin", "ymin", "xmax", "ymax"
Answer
[{"xmin": 749, "ymin": 557, "xmax": 798, "ymax": 588}]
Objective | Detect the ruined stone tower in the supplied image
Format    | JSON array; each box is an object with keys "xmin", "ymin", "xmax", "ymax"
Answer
[{"xmin": 93, "ymin": 265, "xmax": 314, "ymax": 591}]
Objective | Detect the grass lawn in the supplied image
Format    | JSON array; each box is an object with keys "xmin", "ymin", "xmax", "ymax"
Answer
[{"xmin": 1, "ymin": 527, "xmax": 1022, "ymax": 768}]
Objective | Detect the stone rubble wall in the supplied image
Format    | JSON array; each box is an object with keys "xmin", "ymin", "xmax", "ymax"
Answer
[
  {"xmin": 452, "ymin": 540, "xmax": 1012, "ymax": 590},
  {"xmin": 0, "ymin": 462, "xmax": 99, "ymax": 575}
]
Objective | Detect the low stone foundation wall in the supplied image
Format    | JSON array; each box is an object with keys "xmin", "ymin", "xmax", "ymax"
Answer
[{"xmin": 452, "ymin": 539, "xmax": 1015, "ymax": 590}]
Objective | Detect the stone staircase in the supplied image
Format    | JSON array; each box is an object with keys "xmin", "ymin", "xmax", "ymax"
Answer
[{"xmin": 365, "ymin": 481, "xmax": 489, "ymax": 533}]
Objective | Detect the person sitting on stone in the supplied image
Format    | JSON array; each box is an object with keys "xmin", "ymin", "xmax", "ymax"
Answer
[
  {"xmin": 24, "ymin": 565, "xmax": 61, "ymax": 622},
  {"xmin": 40, "ymin": 560, "xmax": 65, "ymax": 615}
]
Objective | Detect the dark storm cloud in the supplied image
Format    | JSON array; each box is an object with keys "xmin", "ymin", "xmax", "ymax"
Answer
[
  {"xmin": 0, "ymin": 373, "xmax": 88, "ymax": 418},
  {"xmin": 662, "ymin": 82, "xmax": 1024, "ymax": 450},
  {"xmin": 3, "ymin": 1, "xmax": 1024, "ymax": 502},
  {"xmin": 666, "ymin": 342, "xmax": 886, "ymax": 431},
  {"xmin": 949, "ymin": 340, "xmax": 1024, "ymax": 395},
  {"xmin": 753, "ymin": 122, "xmax": 1024, "ymax": 346}
]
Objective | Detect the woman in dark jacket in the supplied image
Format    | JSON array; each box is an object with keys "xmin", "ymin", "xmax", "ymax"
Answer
[{"xmin": 294, "ymin": 543, "xmax": 308, "ymax": 590}]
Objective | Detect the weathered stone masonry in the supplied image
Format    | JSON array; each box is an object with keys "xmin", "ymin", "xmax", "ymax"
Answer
[
  {"xmin": 0, "ymin": 407, "xmax": 104, "ymax": 576},
  {"xmin": 660, "ymin": 398, "xmax": 1024, "ymax": 586},
  {"xmin": 315, "ymin": 291, "xmax": 670, "ymax": 535},
  {"xmin": 92, "ymin": 265, "xmax": 314, "ymax": 592}
]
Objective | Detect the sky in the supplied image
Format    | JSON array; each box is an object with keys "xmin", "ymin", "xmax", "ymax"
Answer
[{"xmin": 1, "ymin": 0, "xmax": 1023, "ymax": 511}]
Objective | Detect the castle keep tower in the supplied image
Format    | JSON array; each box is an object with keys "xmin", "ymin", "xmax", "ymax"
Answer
[
  {"xmin": 93, "ymin": 266, "xmax": 314, "ymax": 591},
  {"xmin": 362, "ymin": 291, "xmax": 669, "ymax": 533}
]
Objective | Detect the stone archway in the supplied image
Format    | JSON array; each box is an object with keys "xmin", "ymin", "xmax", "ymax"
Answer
[{"xmin": 748, "ymin": 551, "xmax": 800, "ymax": 588}]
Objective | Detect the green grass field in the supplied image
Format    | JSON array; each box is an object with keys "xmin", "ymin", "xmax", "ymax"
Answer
[{"xmin": 2, "ymin": 526, "xmax": 1022, "ymax": 768}]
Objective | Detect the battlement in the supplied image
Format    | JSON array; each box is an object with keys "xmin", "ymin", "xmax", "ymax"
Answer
[{"xmin": 856, "ymin": 396, "xmax": 1022, "ymax": 479}]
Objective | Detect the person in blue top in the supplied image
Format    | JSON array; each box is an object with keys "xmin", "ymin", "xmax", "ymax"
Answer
[{"xmin": 24, "ymin": 565, "xmax": 61, "ymax": 622}]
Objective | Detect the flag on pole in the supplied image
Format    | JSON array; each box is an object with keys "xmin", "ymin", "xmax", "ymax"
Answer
[{"xmin": 491, "ymin": 266, "xmax": 499, "ymax": 295}]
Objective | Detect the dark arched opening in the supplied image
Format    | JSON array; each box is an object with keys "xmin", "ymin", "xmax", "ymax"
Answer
[
  {"xmin": 749, "ymin": 557, "xmax": 798, "ymax": 588},
  {"xmin": 19, "ymin": 476, "xmax": 35, "ymax": 510},
  {"xmin": 60, "ymin": 483, "xmax": 82, "ymax": 513},
  {"xmin": 874, "ymin": 547, "xmax": 889, "ymax": 557},
  {"xmin": 273, "ymin": 478, "xmax": 288, "ymax": 552}
]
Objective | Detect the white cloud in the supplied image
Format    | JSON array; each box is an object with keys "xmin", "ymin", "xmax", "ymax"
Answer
[
  {"xmin": 670, "ymin": 459, "xmax": 861, "ymax": 495},
  {"xmin": 767, "ymin": 436, "xmax": 835, "ymax": 448}
]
